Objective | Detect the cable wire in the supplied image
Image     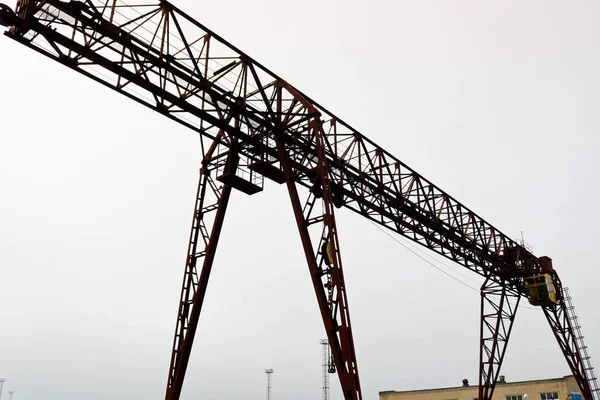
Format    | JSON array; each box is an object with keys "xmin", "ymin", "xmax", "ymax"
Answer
[{"xmin": 368, "ymin": 220, "xmax": 539, "ymax": 310}]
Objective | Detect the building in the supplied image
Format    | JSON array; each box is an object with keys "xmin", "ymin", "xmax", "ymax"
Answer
[{"xmin": 380, "ymin": 375, "xmax": 582, "ymax": 400}]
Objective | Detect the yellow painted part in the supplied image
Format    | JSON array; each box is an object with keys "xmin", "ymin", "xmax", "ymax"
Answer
[
  {"xmin": 524, "ymin": 273, "xmax": 557, "ymax": 306},
  {"xmin": 326, "ymin": 240, "xmax": 335, "ymax": 265}
]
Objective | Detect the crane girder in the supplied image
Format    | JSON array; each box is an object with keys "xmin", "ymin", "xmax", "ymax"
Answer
[{"xmin": 6, "ymin": 0, "xmax": 541, "ymax": 286}]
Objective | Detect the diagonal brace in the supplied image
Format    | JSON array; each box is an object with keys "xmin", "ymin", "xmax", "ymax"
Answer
[{"xmin": 478, "ymin": 279, "xmax": 520, "ymax": 400}]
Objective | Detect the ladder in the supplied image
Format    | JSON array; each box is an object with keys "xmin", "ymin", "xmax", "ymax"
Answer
[{"xmin": 564, "ymin": 287, "xmax": 600, "ymax": 400}]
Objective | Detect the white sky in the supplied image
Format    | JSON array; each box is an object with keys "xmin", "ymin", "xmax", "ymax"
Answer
[{"xmin": 1, "ymin": 1, "xmax": 599, "ymax": 399}]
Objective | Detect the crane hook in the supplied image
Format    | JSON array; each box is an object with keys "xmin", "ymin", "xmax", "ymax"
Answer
[{"xmin": 0, "ymin": 4, "xmax": 19, "ymax": 27}]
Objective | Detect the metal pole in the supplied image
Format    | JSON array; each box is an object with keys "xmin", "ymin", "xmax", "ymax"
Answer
[
  {"xmin": 321, "ymin": 340, "xmax": 330, "ymax": 400},
  {"xmin": 265, "ymin": 369, "xmax": 274, "ymax": 400}
]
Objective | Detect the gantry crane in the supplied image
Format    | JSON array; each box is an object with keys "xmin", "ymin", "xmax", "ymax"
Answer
[{"xmin": 0, "ymin": 1, "xmax": 598, "ymax": 399}]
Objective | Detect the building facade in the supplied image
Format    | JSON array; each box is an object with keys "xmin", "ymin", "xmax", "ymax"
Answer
[{"xmin": 380, "ymin": 375, "xmax": 581, "ymax": 400}]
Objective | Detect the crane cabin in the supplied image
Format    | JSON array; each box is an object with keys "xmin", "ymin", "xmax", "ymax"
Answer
[{"xmin": 524, "ymin": 274, "xmax": 557, "ymax": 306}]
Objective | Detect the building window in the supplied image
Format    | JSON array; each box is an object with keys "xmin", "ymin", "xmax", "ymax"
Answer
[
  {"xmin": 540, "ymin": 393, "xmax": 559, "ymax": 400},
  {"xmin": 506, "ymin": 396, "xmax": 523, "ymax": 400}
]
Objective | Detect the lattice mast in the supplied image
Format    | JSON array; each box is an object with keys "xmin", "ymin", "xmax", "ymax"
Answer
[
  {"xmin": 265, "ymin": 369, "xmax": 274, "ymax": 400},
  {"xmin": 321, "ymin": 339, "xmax": 331, "ymax": 400},
  {"xmin": 0, "ymin": 1, "xmax": 597, "ymax": 399}
]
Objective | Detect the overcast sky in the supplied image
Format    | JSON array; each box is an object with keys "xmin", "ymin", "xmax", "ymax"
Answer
[{"xmin": 1, "ymin": 1, "xmax": 599, "ymax": 399}]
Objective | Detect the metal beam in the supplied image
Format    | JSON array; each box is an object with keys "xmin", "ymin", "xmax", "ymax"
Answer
[
  {"xmin": 543, "ymin": 297, "xmax": 595, "ymax": 400},
  {"xmin": 478, "ymin": 278, "xmax": 520, "ymax": 400},
  {"xmin": 165, "ymin": 170, "xmax": 232, "ymax": 400},
  {"xmin": 276, "ymin": 126, "xmax": 362, "ymax": 400}
]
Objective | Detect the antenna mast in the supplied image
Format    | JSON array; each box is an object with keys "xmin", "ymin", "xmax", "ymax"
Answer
[
  {"xmin": 0, "ymin": 378, "xmax": 4, "ymax": 400},
  {"xmin": 265, "ymin": 369, "xmax": 274, "ymax": 400},
  {"xmin": 320, "ymin": 339, "xmax": 331, "ymax": 400}
]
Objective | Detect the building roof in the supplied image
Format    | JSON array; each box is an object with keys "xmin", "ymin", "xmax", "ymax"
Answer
[{"xmin": 379, "ymin": 375, "xmax": 575, "ymax": 395}]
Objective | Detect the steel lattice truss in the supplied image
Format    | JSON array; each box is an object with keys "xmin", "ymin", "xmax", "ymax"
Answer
[
  {"xmin": 479, "ymin": 279, "xmax": 520, "ymax": 400},
  {"xmin": 6, "ymin": 0, "xmax": 543, "ymax": 284},
  {"xmin": 0, "ymin": 0, "xmax": 597, "ymax": 399}
]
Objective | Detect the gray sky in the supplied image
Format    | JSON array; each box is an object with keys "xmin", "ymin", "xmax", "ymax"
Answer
[{"xmin": 1, "ymin": 1, "xmax": 599, "ymax": 399}]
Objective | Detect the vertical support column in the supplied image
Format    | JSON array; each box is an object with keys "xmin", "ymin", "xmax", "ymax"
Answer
[
  {"xmin": 265, "ymin": 369, "xmax": 274, "ymax": 400},
  {"xmin": 165, "ymin": 165, "xmax": 233, "ymax": 400},
  {"xmin": 276, "ymin": 124, "xmax": 362, "ymax": 400},
  {"xmin": 543, "ymin": 299, "xmax": 595, "ymax": 400},
  {"xmin": 321, "ymin": 339, "xmax": 331, "ymax": 400},
  {"xmin": 478, "ymin": 279, "xmax": 520, "ymax": 400}
]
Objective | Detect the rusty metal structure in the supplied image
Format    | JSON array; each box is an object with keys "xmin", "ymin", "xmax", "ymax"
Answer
[{"xmin": 0, "ymin": 1, "xmax": 598, "ymax": 399}]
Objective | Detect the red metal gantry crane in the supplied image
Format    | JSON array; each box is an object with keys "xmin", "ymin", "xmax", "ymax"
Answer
[{"xmin": 0, "ymin": 1, "xmax": 598, "ymax": 399}]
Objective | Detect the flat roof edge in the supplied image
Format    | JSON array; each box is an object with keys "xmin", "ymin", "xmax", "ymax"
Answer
[{"xmin": 378, "ymin": 375, "xmax": 574, "ymax": 395}]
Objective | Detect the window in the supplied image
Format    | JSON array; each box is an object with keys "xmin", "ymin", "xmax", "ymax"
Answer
[
  {"xmin": 506, "ymin": 396, "xmax": 523, "ymax": 400},
  {"xmin": 541, "ymin": 393, "xmax": 559, "ymax": 400}
]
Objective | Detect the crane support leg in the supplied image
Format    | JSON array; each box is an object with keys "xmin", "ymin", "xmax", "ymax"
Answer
[
  {"xmin": 276, "ymin": 128, "xmax": 362, "ymax": 400},
  {"xmin": 478, "ymin": 279, "xmax": 520, "ymax": 400},
  {"xmin": 543, "ymin": 301, "xmax": 595, "ymax": 400},
  {"xmin": 165, "ymin": 166, "xmax": 233, "ymax": 400}
]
